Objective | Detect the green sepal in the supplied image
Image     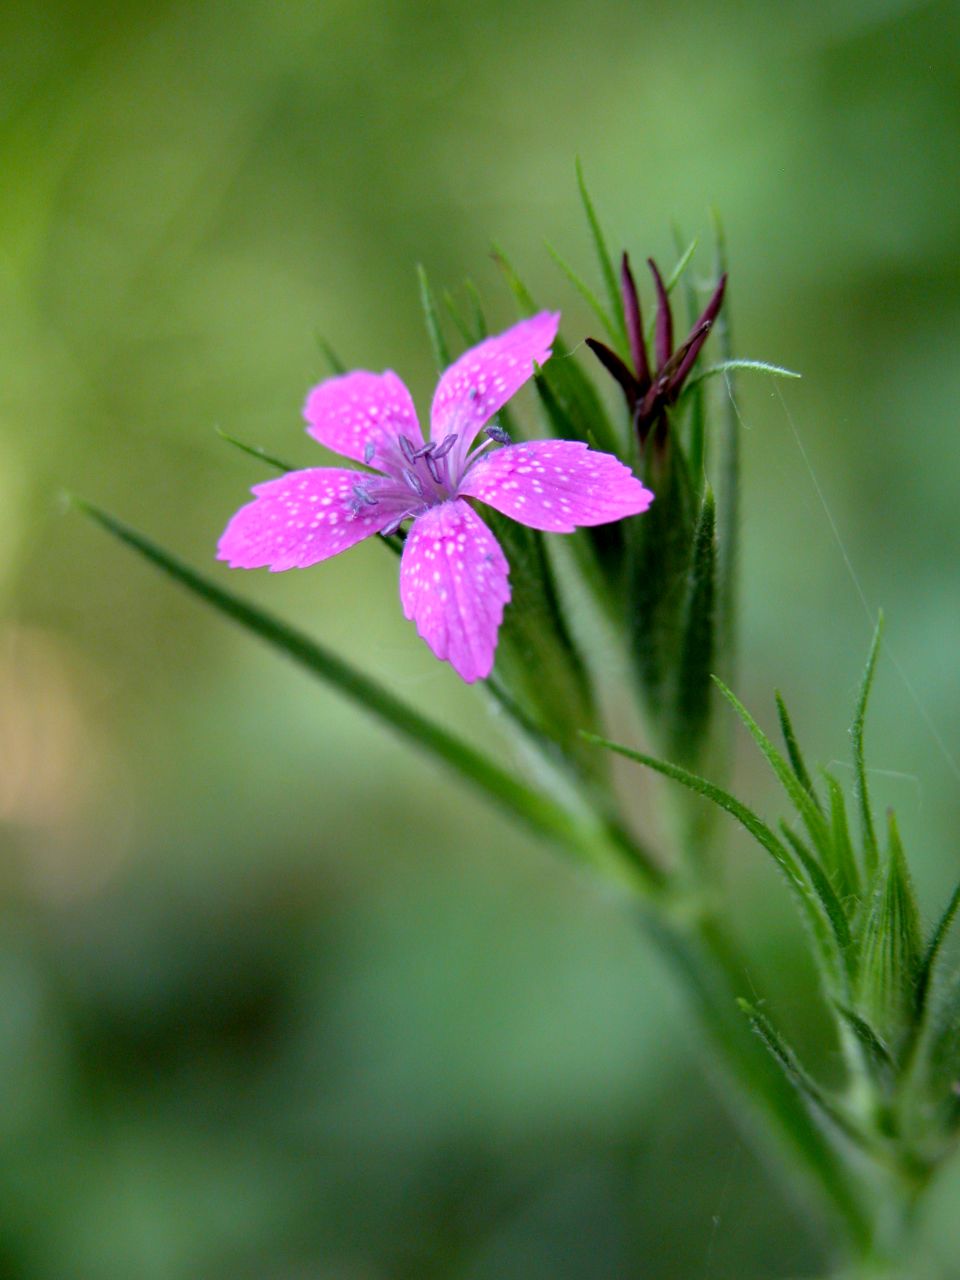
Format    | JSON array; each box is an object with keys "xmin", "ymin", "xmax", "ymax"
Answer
[
  {"xmin": 626, "ymin": 436, "xmax": 696, "ymax": 719},
  {"xmin": 917, "ymin": 970, "xmax": 960, "ymax": 1134},
  {"xmin": 72, "ymin": 498, "xmax": 663, "ymax": 893},
  {"xmin": 832, "ymin": 1002, "xmax": 895, "ymax": 1082},
  {"xmin": 668, "ymin": 486, "xmax": 717, "ymax": 762},
  {"xmin": 483, "ymin": 509, "xmax": 602, "ymax": 780},
  {"xmin": 417, "ymin": 264, "xmax": 452, "ymax": 370},
  {"xmin": 855, "ymin": 809, "xmax": 923, "ymax": 1041},
  {"xmin": 671, "ymin": 228, "xmax": 705, "ymax": 479}
]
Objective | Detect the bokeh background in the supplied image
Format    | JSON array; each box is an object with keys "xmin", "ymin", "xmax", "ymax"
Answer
[{"xmin": 3, "ymin": 0, "xmax": 960, "ymax": 1275}]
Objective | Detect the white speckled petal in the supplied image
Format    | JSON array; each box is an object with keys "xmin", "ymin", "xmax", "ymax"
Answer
[
  {"xmin": 303, "ymin": 370, "xmax": 422, "ymax": 464},
  {"xmin": 459, "ymin": 440, "xmax": 654, "ymax": 533},
  {"xmin": 399, "ymin": 500, "xmax": 511, "ymax": 683},
  {"xmin": 429, "ymin": 312, "xmax": 559, "ymax": 454},
  {"xmin": 217, "ymin": 468, "xmax": 390, "ymax": 571}
]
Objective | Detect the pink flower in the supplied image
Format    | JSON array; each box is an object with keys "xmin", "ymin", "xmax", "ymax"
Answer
[{"xmin": 218, "ymin": 313, "xmax": 653, "ymax": 683}]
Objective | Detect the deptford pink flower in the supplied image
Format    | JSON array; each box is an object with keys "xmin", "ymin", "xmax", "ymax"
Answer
[{"xmin": 218, "ymin": 313, "xmax": 653, "ymax": 683}]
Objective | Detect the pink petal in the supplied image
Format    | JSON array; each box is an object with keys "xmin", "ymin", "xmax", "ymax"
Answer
[
  {"xmin": 429, "ymin": 312, "xmax": 560, "ymax": 455},
  {"xmin": 399, "ymin": 499, "xmax": 511, "ymax": 683},
  {"xmin": 303, "ymin": 370, "xmax": 422, "ymax": 465},
  {"xmin": 459, "ymin": 440, "xmax": 654, "ymax": 533},
  {"xmin": 217, "ymin": 468, "xmax": 390, "ymax": 571}
]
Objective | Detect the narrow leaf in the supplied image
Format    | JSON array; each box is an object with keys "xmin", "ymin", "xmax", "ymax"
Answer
[
  {"xmin": 852, "ymin": 615, "xmax": 884, "ymax": 875},
  {"xmin": 833, "ymin": 1002, "xmax": 895, "ymax": 1076},
  {"xmin": 824, "ymin": 771, "xmax": 862, "ymax": 903},
  {"xmin": 775, "ymin": 692, "xmax": 824, "ymax": 814},
  {"xmin": 216, "ymin": 428, "xmax": 296, "ymax": 473},
  {"xmin": 545, "ymin": 241, "xmax": 620, "ymax": 344},
  {"xmin": 316, "ymin": 336, "xmax": 346, "ymax": 375},
  {"xmin": 417, "ymin": 263, "xmax": 451, "ymax": 370},
  {"xmin": 916, "ymin": 880, "xmax": 960, "ymax": 1019},
  {"xmin": 714, "ymin": 678, "xmax": 832, "ymax": 864},
  {"xmin": 73, "ymin": 498, "xmax": 662, "ymax": 891},
  {"xmin": 681, "ymin": 359, "xmax": 802, "ymax": 396},
  {"xmin": 665, "ymin": 236, "xmax": 699, "ymax": 292},
  {"xmin": 575, "ymin": 158, "xmax": 625, "ymax": 340},
  {"xmin": 738, "ymin": 999, "xmax": 871, "ymax": 1149},
  {"xmin": 779, "ymin": 823, "xmax": 853, "ymax": 963},
  {"xmin": 582, "ymin": 732, "xmax": 844, "ymax": 981},
  {"xmin": 711, "ymin": 211, "xmax": 739, "ymax": 687}
]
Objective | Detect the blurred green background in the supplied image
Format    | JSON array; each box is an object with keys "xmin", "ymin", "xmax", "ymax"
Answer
[{"xmin": 2, "ymin": 0, "xmax": 960, "ymax": 1275}]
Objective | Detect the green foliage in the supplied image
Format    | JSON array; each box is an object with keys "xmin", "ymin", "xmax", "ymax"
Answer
[{"xmin": 575, "ymin": 158, "xmax": 625, "ymax": 346}]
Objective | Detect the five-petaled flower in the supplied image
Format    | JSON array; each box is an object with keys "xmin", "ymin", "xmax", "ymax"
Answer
[
  {"xmin": 218, "ymin": 313, "xmax": 653, "ymax": 682},
  {"xmin": 586, "ymin": 254, "xmax": 726, "ymax": 444}
]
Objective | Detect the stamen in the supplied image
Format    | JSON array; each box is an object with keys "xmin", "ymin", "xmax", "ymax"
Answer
[
  {"xmin": 402, "ymin": 468, "xmax": 424, "ymax": 496},
  {"xmin": 431, "ymin": 433, "xmax": 458, "ymax": 460},
  {"xmin": 425, "ymin": 453, "xmax": 442, "ymax": 484},
  {"xmin": 363, "ymin": 441, "xmax": 376, "ymax": 464},
  {"xmin": 484, "ymin": 422, "xmax": 511, "ymax": 444},
  {"xmin": 351, "ymin": 484, "xmax": 377, "ymax": 507},
  {"xmin": 412, "ymin": 442, "xmax": 435, "ymax": 459},
  {"xmin": 382, "ymin": 509, "xmax": 416, "ymax": 536},
  {"xmin": 399, "ymin": 435, "xmax": 417, "ymax": 463}
]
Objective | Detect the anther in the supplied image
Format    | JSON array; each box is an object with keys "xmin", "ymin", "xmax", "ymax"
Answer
[
  {"xmin": 412, "ymin": 442, "xmax": 435, "ymax": 459},
  {"xmin": 399, "ymin": 435, "xmax": 417, "ymax": 463},
  {"xmin": 484, "ymin": 422, "xmax": 511, "ymax": 444},
  {"xmin": 424, "ymin": 453, "xmax": 442, "ymax": 484},
  {"xmin": 364, "ymin": 441, "xmax": 376, "ymax": 464},
  {"xmin": 351, "ymin": 484, "xmax": 377, "ymax": 507},
  {"xmin": 402, "ymin": 468, "xmax": 424, "ymax": 496},
  {"xmin": 431, "ymin": 433, "xmax": 458, "ymax": 460}
]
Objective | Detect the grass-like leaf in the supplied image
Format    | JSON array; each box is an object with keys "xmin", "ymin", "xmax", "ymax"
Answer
[
  {"xmin": 833, "ymin": 1002, "xmax": 895, "ymax": 1078},
  {"xmin": 581, "ymin": 732, "xmax": 844, "ymax": 982},
  {"xmin": 216, "ymin": 428, "xmax": 296, "ymax": 473},
  {"xmin": 575, "ymin": 158, "xmax": 625, "ymax": 343},
  {"xmin": 417, "ymin": 263, "xmax": 451, "ymax": 370},
  {"xmin": 915, "ymin": 880, "xmax": 960, "ymax": 1020},
  {"xmin": 714, "ymin": 678, "xmax": 833, "ymax": 866},
  {"xmin": 316, "ymin": 336, "xmax": 346, "ymax": 375},
  {"xmin": 824, "ymin": 771, "xmax": 862, "ymax": 904},
  {"xmin": 852, "ymin": 615, "xmax": 884, "ymax": 875},
  {"xmin": 738, "ymin": 999, "xmax": 871, "ymax": 1150},
  {"xmin": 73, "ymin": 498, "xmax": 663, "ymax": 892},
  {"xmin": 680, "ymin": 359, "xmax": 802, "ymax": 396},
  {"xmin": 545, "ymin": 241, "xmax": 620, "ymax": 345},
  {"xmin": 779, "ymin": 823, "xmax": 853, "ymax": 964},
  {"xmin": 775, "ymin": 692, "xmax": 824, "ymax": 814}
]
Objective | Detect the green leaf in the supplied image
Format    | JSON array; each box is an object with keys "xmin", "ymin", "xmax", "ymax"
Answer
[
  {"xmin": 73, "ymin": 498, "xmax": 663, "ymax": 893},
  {"xmin": 775, "ymin": 692, "xmax": 824, "ymax": 814},
  {"xmin": 779, "ymin": 823, "xmax": 853, "ymax": 965},
  {"xmin": 833, "ymin": 1002, "xmax": 895, "ymax": 1078},
  {"xmin": 670, "ymin": 486, "xmax": 717, "ymax": 760},
  {"xmin": 824, "ymin": 771, "xmax": 863, "ymax": 905},
  {"xmin": 680, "ymin": 359, "xmax": 802, "ymax": 396},
  {"xmin": 856, "ymin": 809, "xmax": 923, "ymax": 1038},
  {"xmin": 417, "ymin": 263, "xmax": 451, "ymax": 370},
  {"xmin": 852, "ymin": 615, "xmax": 884, "ymax": 876},
  {"xmin": 737, "ymin": 999, "xmax": 871, "ymax": 1150},
  {"xmin": 215, "ymin": 428, "xmax": 296, "ymax": 473},
  {"xmin": 491, "ymin": 245, "xmax": 622, "ymax": 457},
  {"xmin": 581, "ymin": 732, "xmax": 845, "ymax": 983},
  {"xmin": 316, "ymin": 336, "xmax": 346, "ymax": 375},
  {"xmin": 714, "ymin": 678, "xmax": 833, "ymax": 866},
  {"xmin": 671, "ymin": 228, "xmax": 705, "ymax": 479},
  {"xmin": 545, "ymin": 240, "xmax": 620, "ymax": 344},
  {"xmin": 575, "ymin": 158, "xmax": 625, "ymax": 342},
  {"xmin": 916, "ymin": 879, "xmax": 960, "ymax": 1020}
]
